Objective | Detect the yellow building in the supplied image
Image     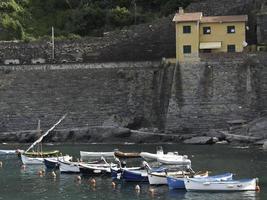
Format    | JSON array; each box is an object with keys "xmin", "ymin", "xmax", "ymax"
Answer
[{"xmin": 173, "ymin": 8, "xmax": 248, "ymax": 62}]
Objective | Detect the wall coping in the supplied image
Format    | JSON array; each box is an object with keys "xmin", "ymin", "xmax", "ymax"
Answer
[{"xmin": 0, "ymin": 61, "xmax": 161, "ymax": 72}]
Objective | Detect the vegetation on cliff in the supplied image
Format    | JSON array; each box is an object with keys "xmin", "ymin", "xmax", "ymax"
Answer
[{"xmin": 0, "ymin": 0, "xmax": 192, "ymax": 41}]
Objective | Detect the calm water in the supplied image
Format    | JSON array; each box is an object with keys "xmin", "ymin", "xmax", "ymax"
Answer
[{"xmin": 0, "ymin": 143, "xmax": 266, "ymax": 200}]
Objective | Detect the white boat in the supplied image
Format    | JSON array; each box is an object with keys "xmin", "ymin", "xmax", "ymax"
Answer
[
  {"xmin": 79, "ymin": 162, "xmax": 117, "ymax": 175},
  {"xmin": 21, "ymin": 154, "xmax": 71, "ymax": 165},
  {"xmin": 44, "ymin": 155, "xmax": 72, "ymax": 169},
  {"xmin": 80, "ymin": 151, "xmax": 114, "ymax": 160},
  {"xmin": 0, "ymin": 150, "xmax": 16, "ymax": 155},
  {"xmin": 140, "ymin": 152, "xmax": 191, "ymax": 165},
  {"xmin": 148, "ymin": 170, "xmax": 193, "ymax": 185},
  {"xmin": 157, "ymin": 154, "xmax": 191, "ymax": 165},
  {"xmin": 59, "ymin": 160, "xmax": 80, "ymax": 173},
  {"xmin": 184, "ymin": 177, "xmax": 259, "ymax": 191}
]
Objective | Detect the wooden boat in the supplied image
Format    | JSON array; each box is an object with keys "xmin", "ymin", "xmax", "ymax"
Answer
[
  {"xmin": 114, "ymin": 151, "xmax": 141, "ymax": 159},
  {"xmin": 19, "ymin": 115, "xmax": 67, "ymax": 165},
  {"xmin": 184, "ymin": 177, "xmax": 259, "ymax": 191},
  {"xmin": 80, "ymin": 151, "xmax": 114, "ymax": 160},
  {"xmin": 168, "ymin": 173, "xmax": 233, "ymax": 190},
  {"xmin": 0, "ymin": 150, "xmax": 16, "ymax": 155}
]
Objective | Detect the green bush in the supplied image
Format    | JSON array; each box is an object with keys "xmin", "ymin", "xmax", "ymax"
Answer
[{"xmin": 109, "ymin": 6, "xmax": 133, "ymax": 27}]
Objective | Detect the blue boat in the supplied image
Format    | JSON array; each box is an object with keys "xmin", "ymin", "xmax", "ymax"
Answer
[
  {"xmin": 167, "ymin": 172, "xmax": 233, "ymax": 190},
  {"xmin": 122, "ymin": 169, "xmax": 149, "ymax": 182},
  {"xmin": 111, "ymin": 164, "xmax": 167, "ymax": 182},
  {"xmin": 44, "ymin": 158, "xmax": 60, "ymax": 169}
]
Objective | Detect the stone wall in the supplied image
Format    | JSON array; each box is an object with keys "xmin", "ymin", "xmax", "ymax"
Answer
[
  {"xmin": 0, "ymin": 61, "xmax": 175, "ymax": 133},
  {"xmin": 165, "ymin": 53, "xmax": 267, "ymax": 134},
  {"xmin": 257, "ymin": 8, "xmax": 267, "ymax": 45},
  {"xmin": 0, "ymin": 53, "xmax": 266, "ymax": 138},
  {"xmin": 0, "ymin": 16, "xmax": 175, "ymax": 64}
]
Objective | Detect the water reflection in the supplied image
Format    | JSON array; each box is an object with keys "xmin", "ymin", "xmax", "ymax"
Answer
[{"xmin": 184, "ymin": 191, "xmax": 259, "ymax": 200}]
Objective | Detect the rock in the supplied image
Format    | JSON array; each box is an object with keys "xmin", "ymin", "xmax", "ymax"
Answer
[
  {"xmin": 102, "ymin": 115, "xmax": 143, "ymax": 129},
  {"xmin": 212, "ymin": 137, "xmax": 219, "ymax": 143},
  {"xmin": 231, "ymin": 117, "xmax": 267, "ymax": 139},
  {"xmin": 178, "ymin": 134, "xmax": 198, "ymax": 140},
  {"xmin": 224, "ymin": 133, "xmax": 261, "ymax": 143},
  {"xmin": 206, "ymin": 129, "xmax": 226, "ymax": 140},
  {"xmin": 183, "ymin": 136, "xmax": 214, "ymax": 144},
  {"xmin": 253, "ymin": 139, "xmax": 267, "ymax": 145},
  {"xmin": 216, "ymin": 140, "xmax": 229, "ymax": 144}
]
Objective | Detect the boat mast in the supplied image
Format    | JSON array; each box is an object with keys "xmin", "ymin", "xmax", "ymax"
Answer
[{"xmin": 37, "ymin": 120, "xmax": 42, "ymax": 153}]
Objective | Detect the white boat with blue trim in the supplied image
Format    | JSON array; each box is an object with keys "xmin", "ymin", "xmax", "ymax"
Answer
[{"xmin": 184, "ymin": 177, "xmax": 259, "ymax": 191}]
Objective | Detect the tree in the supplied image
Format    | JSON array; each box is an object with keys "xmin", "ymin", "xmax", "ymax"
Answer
[
  {"xmin": 109, "ymin": 6, "xmax": 132, "ymax": 27},
  {"xmin": 0, "ymin": 0, "xmax": 25, "ymax": 40}
]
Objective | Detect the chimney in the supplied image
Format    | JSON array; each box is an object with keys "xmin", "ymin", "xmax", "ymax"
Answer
[{"xmin": 178, "ymin": 7, "xmax": 184, "ymax": 14}]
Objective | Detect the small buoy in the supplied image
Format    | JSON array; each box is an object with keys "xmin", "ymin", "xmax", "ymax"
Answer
[
  {"xmin": 256, "ymin": 185, "xmax": 260, "ymax": 192},
  {"xmin": 148, "ymin": 187, "xmax": 155, "ymax": 194},
  {"xmin": 51, "ymin": 171, "xmax": 56, "ymax": 178},
  {"xmin": 135, "ymin": 184, "xmax": 140, "ymax": 192},
  {"xmin": 0, "ymin": 161, "xmax": 3, "ymax": 168},
  {"xmin": 90, "ymin": 178, "xmax": 96, "ymax": 186},
  {"xmin": 38, "ymin": 170, "xmax": 43, "ymax": 176},
  {"xmin": 111, "ymin": 181, "xmax": 116, "ymax": 188},
  {"xmin": 21, "ymin": 165, "xmax": 26, "ymax": 170},
  {"xmin": 76, "ymin": 175, "xmax": 81, "ymax": 181}
]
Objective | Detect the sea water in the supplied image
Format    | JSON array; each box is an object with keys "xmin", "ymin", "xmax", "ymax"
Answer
[{"xmin": 0, "ymin": 143, "xmax": 265, "ymax": 200}]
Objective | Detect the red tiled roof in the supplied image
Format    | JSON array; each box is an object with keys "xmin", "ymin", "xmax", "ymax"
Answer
[
  {"xmin": 201, "ymin": 15, "xmax": 248, "ymax": 23},
  {"xmin": 173, "ymin": 12, "xmax": 202, "ymax": 22}
]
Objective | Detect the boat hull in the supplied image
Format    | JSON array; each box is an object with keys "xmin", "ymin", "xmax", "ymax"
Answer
[
  {"xmin": 59, "ymin": 161, "xmax": 80, "ymax": 173},
  {"xmin": 79, "ymin": 163, "xmax": 114, "ymax": 176},
  {"xmin": 0, "ymin": 150, "xmax": 16, "ymax": 155},
  {"xmin": 148, "ymin": 173, "xmax": 167, "ymax": 185},
  {"xmin": 44, "ymin": 159, "xmax": 59, "ymax": 169},
  {"xmin": 122, "ymin": 169, "xmax": 148, "ymax": 182},
  {"xmin": 167, "ymin": 173, "xmax": 233, "ymax": 190},
  {"xmin": 167, "ymin": 176, "xmax": 185, "ymax": 189},
  {"xmin": 21, "ymin": 154, "xmax": 70, "ymax": 165},
  {"xmin": 21, "ymin": 154, "xmax": 44, "ymax": 165},
  {"xmin": 80, "ymin": 151, "xmax": 114, "ymax": 160},
  {"xmin": 44, "ymin": 156, "xmax": 72, "ymax": 169},
  {"xmin": 185, "ymin": 178, "xmax": 257, "ymax": 191}
]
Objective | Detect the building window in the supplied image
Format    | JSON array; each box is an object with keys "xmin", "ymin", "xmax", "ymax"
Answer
[
  {"xmin": 183, "ymin": 45, "xmax": 191, "ymax": 54},
  {"xmin": 227, "ymin": 26, "xmax": 235, "ymax": 33},
  {"xmin": 203, "ymin": 27, "xmax": 211, "ymax": 34},
  {"xmin": 227, "ymin": 44, "xmax": 236, "ymax": 52},
  {"xmin": 183, "ymin": 26, "xmax": 191, "ymax": 34}
]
